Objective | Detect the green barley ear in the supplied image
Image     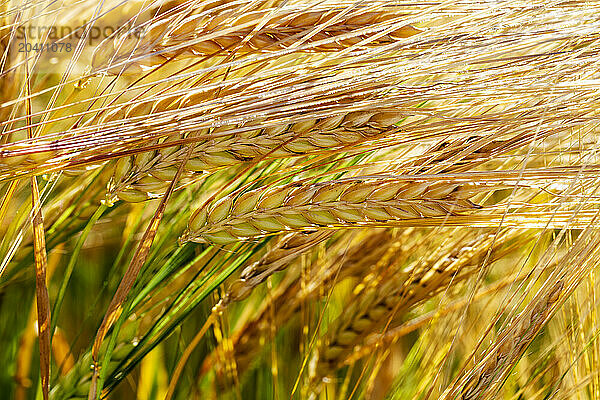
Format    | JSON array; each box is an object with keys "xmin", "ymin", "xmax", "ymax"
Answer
[{"xmin": 50, "ymin": 316, "xmax": 141, "ymax": 400}]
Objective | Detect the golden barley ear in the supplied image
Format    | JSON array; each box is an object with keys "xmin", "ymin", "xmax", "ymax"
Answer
[{"xmin": 184, "ymin": 178, "xmax": 484, "ymax": 244}]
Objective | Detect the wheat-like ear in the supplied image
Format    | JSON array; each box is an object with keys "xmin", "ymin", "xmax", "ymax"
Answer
[
  {"xmin": 205, "ymin": 228, "xmax": 405, "ymax": 386},
  {"xmin": 104, "ymin": 103, "xmax": 513, "ymax": 204},
  {"xmin": 101, "ymin": 109, "xmax": 523, "ymax": 205},
  {"xmin": 219, "ymin": 230, "xmax": 333, "ymax": 306},
  {"xmin": 103, "ymin": 108, "xmax": 408, "ymax": 203},
  {"xmin": 447, "ymin": 280, "xmax": 565, "ymax": 400},
  {"xmin": 308, "ymin": 229, "xmax": 514, "ymax": 386},
  {"xmin": 183, "ymin": 178, "xmax": 484, "ymax": 244},
  {"xmin": 442, "ymin": 225, "xmax": 600, "ymax": 400},
  {"xmin": 91, "ymin": 2, "xmax": 422, "ymax": 74},
  {"xmin": 102, "ymin": 109, "xmax": 553, "ymax": 204}
]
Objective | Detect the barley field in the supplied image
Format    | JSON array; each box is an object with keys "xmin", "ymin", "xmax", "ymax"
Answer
[{"xmin": 1, "ymin": 0, "xmax": 600, "ymax": 399}]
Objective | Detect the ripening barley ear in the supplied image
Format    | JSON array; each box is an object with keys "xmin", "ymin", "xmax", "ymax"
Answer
[
  {"xmin": 205, "ymin": 228, "xmax": 402, "ymax": 388},
  {"xmin": 91, "ymin": 2, "xmax": 423, "ymax": 74},
  {"xmin": 183, "ymin": 177, "xmax": 487, "ymax": 245},
  {"xmin": 307, "ymin": 229, "xmax": 517, "ymax": 390}
]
